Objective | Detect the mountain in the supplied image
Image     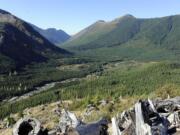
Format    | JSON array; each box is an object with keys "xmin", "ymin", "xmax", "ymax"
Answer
[
  {"xmin": 32, "ymin": 25, "xmax": 70, "ymax": 45},
  {"xmin": 63, "ymin": 15, "xmax": 136, "ymax": 48},
  {"xmin": 0, "ymin": 9, "xmax": 70, "ymax": 73},
  {"xmin": 62, "ymin": 14, "xmax": 180, "ymax": 61}
]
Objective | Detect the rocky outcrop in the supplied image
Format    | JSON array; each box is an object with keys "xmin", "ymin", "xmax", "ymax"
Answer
[{"xmin": 112, "ymin": 97, "xmax": 180, "ymax": 135}]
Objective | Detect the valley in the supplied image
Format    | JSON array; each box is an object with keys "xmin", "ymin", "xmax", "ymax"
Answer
[{"xmin": 0, "ymin": 8, "xmax": 179, "ymax": 135}]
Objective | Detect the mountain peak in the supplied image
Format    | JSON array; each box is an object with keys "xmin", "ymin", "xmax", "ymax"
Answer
[
  {"xmin": 31, "ymin": 25, "xmax": 70, "ymax": 44},
  {"xmin": 0, "ymin": 9, "xmax": 70, "ymax": 72},
  {"xmin": 112, "ymin": 14, "xmax": 135, "ymax": 24},
  {"xmin": 96, "ymin": 20, "xmax": 106, "ymax": 23},
  {"xmin": 122, "ymin": 14, "xmax": 135, "ymax": 18},
  {"xmin": 0, "ymin": 9, "xmax": 10, "ymax": 15},
  {"xmin": 93, "ymin": 20, "xmax": 106, "ymax": 25},
  {"xmin": 46, "ymin": 28, "xmax": 57, "ymax": 31},
  {"xmin": 0, "ymin": 9, "xmax": 19, "ymax": 25}
]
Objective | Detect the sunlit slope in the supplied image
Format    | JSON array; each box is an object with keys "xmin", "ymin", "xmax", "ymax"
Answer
[{"xmin": 62, "ymin": 15, "xmax": 180, "ymax": 61}]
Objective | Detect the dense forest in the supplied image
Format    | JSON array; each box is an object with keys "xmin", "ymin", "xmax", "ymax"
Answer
[{"xmin": 0, "ymin": 61, "xmax": 179, "ymax": 119}]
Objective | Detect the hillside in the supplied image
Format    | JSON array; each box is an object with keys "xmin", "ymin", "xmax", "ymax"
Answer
[
  {"xmin": 62, "ymin": 14, "xmax": 180, "ymax": 61},
  {"xmin": 0, "ymin": 9, "xmax": 70, "ymax": 73},
  {"xmin": 32, "ymin": 25, "xmax": 70, "ymax": 45},
  {"xmin": 63, "ymin": 15, "xmax": 137, "ymax": 48},
  {"xmin": 0, "ymin": 61, "xmax": 179, "ymax": 135},
  {"xmin": 0, "ymin": 61, "xmax": 179, "ymax": 118}
]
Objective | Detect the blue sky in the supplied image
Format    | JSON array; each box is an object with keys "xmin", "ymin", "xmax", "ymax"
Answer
[{"xmin": 0, "ymin": 0, "xmax": 180, "ymax": 34}]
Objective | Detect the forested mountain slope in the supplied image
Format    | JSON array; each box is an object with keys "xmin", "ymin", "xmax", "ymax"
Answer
[
  {"xmin": 62, "ymin": 15, "xmax": 180, "ymax": 61},
  {"xmin": 0, "ymin": 9, "xmax": 70, "ymax": 73}
]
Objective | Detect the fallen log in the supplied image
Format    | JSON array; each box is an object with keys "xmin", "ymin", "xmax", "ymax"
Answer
[{"xmin": 112, "ymin": 97, "xmax": 180, "ymax": 135}]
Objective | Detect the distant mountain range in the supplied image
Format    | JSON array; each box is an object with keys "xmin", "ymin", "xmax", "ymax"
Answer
[
  {"xmin": 0, "ymin": 8, "xmax": 179, "ymax": 73},
  {"xmin": 62, "ymin": 14, "xmax": 180, "ymax": 61},
  {"xmin": 32, "ymin": 25, "xmax": 70, "ymax": 45},
  {"xmin": 0, "ymin": 9, "xmax": 70, "ymax": 73}
]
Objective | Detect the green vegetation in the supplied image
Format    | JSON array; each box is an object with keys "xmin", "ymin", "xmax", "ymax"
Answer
[
  {"xmin": 60, "ymin": 62, "xmax": 180, "ymax": 98},
  {"xmin": 0, "ymin": 61, "xmax": 179, "ymax": 119},
  {"xmin": 0, "ymin": 10, "xmax": 179, "ymax": 123},
  {"xmin": 62, "ymin": 15, "xmax": 137, "ymax": 48},
  {"xmin": 62, "ymin": 15, "xmax": 180, "ymax": 61},
  {"xmin": 0, "ymin": 19, "xmax": 70, "ymax": 74},
  {"xmin": 0, "ymin": 57, "xmax": 101, "ymax": 101},
  {"xmin": 7, "ymin": 116, "xmax": 16, "ymax": 126}
]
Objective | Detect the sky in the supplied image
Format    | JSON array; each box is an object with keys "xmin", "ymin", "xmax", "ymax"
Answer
[{"xmin": 0, "ymin": 0, "xmax": 180, "ymax": 35}]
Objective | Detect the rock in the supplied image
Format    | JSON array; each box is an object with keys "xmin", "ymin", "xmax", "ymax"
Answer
[{"xmin": 12, "ymin": 117, "xmax": 47, "ymax": 135}]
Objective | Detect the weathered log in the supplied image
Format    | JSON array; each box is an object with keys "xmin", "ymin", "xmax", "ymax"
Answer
[
  {"xmin": 112, "ymin": 97, "xmax": 180, "ymax": 135},
  {"xmin": 154, "ymin": 97, "xmax": 180, "ymax": 113},
  {"xmin": 53, "ymin": 109, "xmax": 109, "ymax": 135},
  {"xmin": 58, "ymin": 109, "xmax": 81, "ymax": 134},
  {"xmin": 76, "ymin": 118, "xmax": 108, "ymax": 135},
  {"xmin": 13, "ymin": 117, "xmax": 47, "ymax": 135},
  {"xmin": 112, "ymin": 117, "xmax": 121, "ymax": 135},
  {"xmin": 135, "ymin": 102, "xmax": 151, "ymax": 135}
]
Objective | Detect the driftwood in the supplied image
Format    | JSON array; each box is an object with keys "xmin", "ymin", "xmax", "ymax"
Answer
[
  {"xmin": 13, "ymin": 117, "xmax": 48, "ymax": 135},
  {"xmin": 111, "ymin": 117, "xmax": 121, "ymax": 135},
  {"xmin": 112, "ymin": 97, "xmax": 180, "ymax": 135},
  {"xmin": 58, "ymin": 109, "xmax": 81, "ymax": 134},
  {"xmin": 76, "ymin": 118, "xmax": 108, "ymax": 135},
  {"xmin": 53, "ymin": 109, "xmax": 108, "ymax": 135},
  {"xmin": 13, "ymin": 110, "xmax": 108, "ymax": 135},
  {"xmin": 12, "ymin": 97, "xmax": 180, "ymax": 135}
]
